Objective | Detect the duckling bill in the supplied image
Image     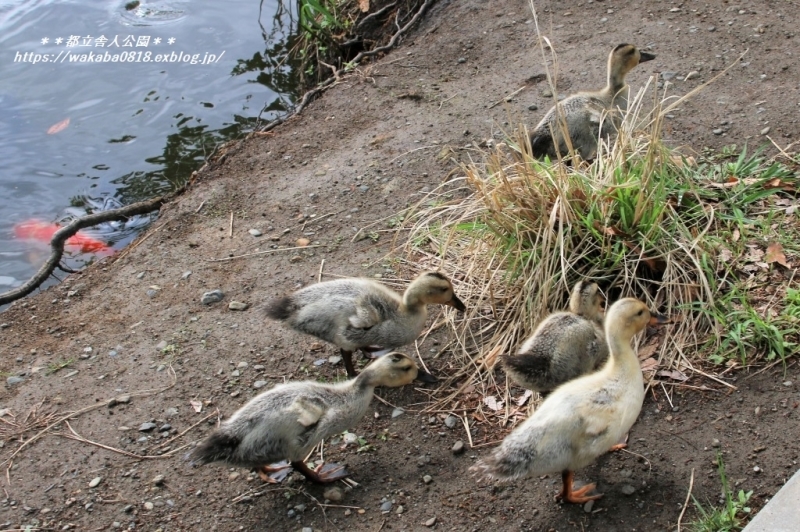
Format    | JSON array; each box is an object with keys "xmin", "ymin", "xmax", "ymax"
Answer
[
  {"xmin": 530, "ymin": 43, "xmax": 656, "ymax": 161},
  {"xmin": 472, "ymin": 298, "xmax": 668, "ymax": 504},
  {"xmin": 189, "ymin": 353, "xmax": 433, "ymax": 484},
  {"xmin": 265, "ymin": 271, "xmax": 465, "ymax": 377}
]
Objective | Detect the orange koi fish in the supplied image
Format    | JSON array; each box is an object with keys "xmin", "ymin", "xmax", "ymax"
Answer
[{"xmin": 13, "ymin": 219, "xmax": 113, "ymax": 255}]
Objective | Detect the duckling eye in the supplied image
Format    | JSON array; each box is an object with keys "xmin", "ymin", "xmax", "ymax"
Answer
[
  {"xmin": 401, "ymin": 366, "xmax": 412, "ymax": 372},
  {"xmin": 637, "ymin": 309, "xmax": 644, "ymax": 316}
]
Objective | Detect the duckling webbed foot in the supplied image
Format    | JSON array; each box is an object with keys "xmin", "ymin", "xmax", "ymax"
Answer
[
  {"xmin": 608, "ymin": 433, "xmax": 629, "ymax": 452},
  {"xmin": 556, "ymin": 470, "xmax": 602, "ymax": 504},
  {"xmin": 292, "ymin": 460, "xmax": 350, "ymax": 484},
  {"xmin": 257, "ymin": 461, "xmax": 293, "ymax": 483}
]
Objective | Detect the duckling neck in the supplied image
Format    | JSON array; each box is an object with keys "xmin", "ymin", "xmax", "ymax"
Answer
[
  {"xmin": 353, "ymin": 370, "xmax": 381, "ymax": 392},
  {"xmin": 605, "ymin": 59, "xmax": 628, "ymax": 100},
  {"xmin": 401, "ymin": 287, "xmax": 428, "ymax": 315},
  {"xmin": 606, "ymin": 334, "xmax": 640, "ymax": 376}
]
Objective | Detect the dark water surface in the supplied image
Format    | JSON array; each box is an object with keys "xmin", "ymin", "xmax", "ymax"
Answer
[{"xmin": 0, "ymin": 0, "xmax": 300, "ymax": 292}]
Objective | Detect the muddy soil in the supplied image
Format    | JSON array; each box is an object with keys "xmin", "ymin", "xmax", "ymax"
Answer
[{"xmin": 2, "ymin": 0, "xmax": 799, "ymax": 530}]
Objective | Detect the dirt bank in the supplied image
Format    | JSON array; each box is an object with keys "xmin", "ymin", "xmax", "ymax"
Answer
[{"xmin": 1, "ymin": 0, "xmax": 799, "ymax": 530}]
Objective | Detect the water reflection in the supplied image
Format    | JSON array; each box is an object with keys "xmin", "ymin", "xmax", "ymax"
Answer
[{"xmin": 0, "ymin": 0, "xmax": 304, "ymax": 295}]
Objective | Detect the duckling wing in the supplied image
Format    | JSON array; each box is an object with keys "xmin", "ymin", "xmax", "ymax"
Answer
[{"xmin": 292, "ymin": 397, "xmax": 326, "ymax": 427}]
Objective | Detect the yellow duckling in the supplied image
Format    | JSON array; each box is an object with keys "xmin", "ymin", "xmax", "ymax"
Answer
[
  {"xmin": 189, "ymin": 353, "xmax": 432, "ymax": 484},
  {"xmin": 472, "ymin": 298, "xmax": 668, "ymax": 504},
  {"xmin": 503, "ymin": 281, "xmax": 608, "ymax": 394},
  {"xmin": 530, "ymin": 43, "xmax": 656, "ymax": 161},
  {"xmin": 265, "ymin": 272, "xmax": 465, "ymax": 377}
]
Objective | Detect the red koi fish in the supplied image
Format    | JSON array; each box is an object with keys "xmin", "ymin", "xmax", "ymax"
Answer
[{"xmin": 13, "ymin": 219, "xmax": 113, "ymax": 255}]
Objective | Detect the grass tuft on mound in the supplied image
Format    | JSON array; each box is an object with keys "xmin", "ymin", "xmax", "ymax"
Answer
[{"xmin": 399, "ymin": 81, "xmax": 799, "ymax": 412}]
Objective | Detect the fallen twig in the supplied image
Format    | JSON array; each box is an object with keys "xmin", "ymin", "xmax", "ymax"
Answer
[
  {"xmin": 676, "ymin": 468, "xmax": 695, "ymax": 532},
  {"xmin": 206, "ymin": 244, "xmax": 322, "ymax": 263},
  {"xmin": 0, "ymin": 195, "xmax": 170, "ymax": 305}
]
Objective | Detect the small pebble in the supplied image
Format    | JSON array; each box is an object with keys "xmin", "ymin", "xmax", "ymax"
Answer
[
  {"xmin": 323, "ymin": 486, "xmax": 344, "ymax": 503},
  {"xmin": 228, "ymin": 301, "xmax": 249, "ymax": 311},
  {"xmin": 782, "ymin": 380, "xmax": 792, "ymax": 386},
  {"xmin": 296, "ymin": 238, "xmax": 310, "ymax": 247},
  {"xmin": 527, "ymin": 103, "xmax": 539, "ymax": 111},
  {"xmin": 452, "ymin": 441, "xmax": 465, "ymax": 455},
  {"xmin": 621, "ymin": 485, "xmax": 636, "ymax": 495},
  {"xmin": 541, "ymin": 88, "xmax": 553, "ymax": 97},
  {"xmin": 425, "ymin": 517, "xmax": 437, "ymax": 527},
  {"xmin": 88, "ymin": 477, "xmax": 102, "ymax": 488},
  {"xmin": 159, "ymin": 424, "xmax": 171, "ymax": 432},
  {"xmin": 423, "ymin": 475, "xmax": 433, "ymax": 484},
  {"xmin": 201, "ymin": 290, "xmax": 224, "ymax": 305},
  {"xmin": 753, "ymin": 466, "xmax": 761, "ymax": 473},
  {"xmin": 253, "ymin": 380, "xmax": 267, "ymax": 389},
  {"xmin": 7, "ymin": 376, "xmax": 24, "ymax": 385},
  {"xmin": 139, "ymin": 422, "xmax": 157, "ymax": 432},
  {"xmin": 380, "ymin": 501, "xmax": 393, "ymax": 512},
  {"xmin": 248, "ymin": 229, "xmax": 262, "ymax": 237},
  {"xmin": 392, "ymin": 408, "xmax": 405, "ymax": 418},
  {"xmin": 712, "ymin": 438, "xmax": 721, "ymax": 448},
  {"xmin": 152, "ymin": 475, "xmax": 165, "ymax": 486},
  {"xmin": 457, "ymin": 57, "xmax": 466, "ymax": 64},
  {"xmin": 287, "ymin": 509, "xmax": 296, "ymax": 518},
  {"xmin": 712, "ymin": 128, "xmax": 723, "ymax": 135},
  {"xmin": 328, "ymin": 355, "xmax": 342, "ymax": 365},
  {"xmin": 144, "ymin": 502, "xmax": 154, "ymax": 511},
  {"xmin": 584, "ymin": 500, "xmax": 595, "ymax": 513},
  {"xmin": 182, "ymin": 271, "xmax": 192, "ymax": 279},
  {"xmin": 444, "ymin": 415, "xmax": 458, "ymax": 429},
  {"xmin": 396, "ymin": 505, "xmax": 404, "ymax": 514},
  {"xmin": 238, "ymin": 362, "xmax": 248, "ymax": 368},
  {"xmin": 229, "ymin": 472, "xmax": 240, "ymax": 481},
  {"xmin": 684, "ymin": 71, "xmax": 700, "ymax": 81},
  {"xmin": 302, "ymin": 528, "xmax": 312, "ymax": 532}
]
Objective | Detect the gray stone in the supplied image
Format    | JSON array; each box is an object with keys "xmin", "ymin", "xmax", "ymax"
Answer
[
  {"xmin": 201, "ymin": 290, "xmax": 224, "ymax": 305},
  {"xmin": 144, "ymin": 501, "xmax": 154, "ymax": 510},
  {"xmin": 152, "ymin": 475, "xmax": 165, "ymax": 486},
  {"xmin": 423, "ymin": 475, "xmax": 433, "ymax": 484},
  {"xmin": 457, "ymin": 57, "xmax": 466, "ymax": 64},
  {"xmin": 761, "ymin": 127, "xmax": 771, "ymax": 136},
  {"xmin": 237, "ymin": 362, "xmax": 249, "ymax": 368},
  {"xmin": 396, "ymin": 505, "xmax": 404, "ymax": 514},
  {"xmin": 392, "ymin": 408, "xmax": 405, "ymax": 418},
  {"xmin": 182, "ymin": 271, "xmax": 192, "ymax": 279},
  {"xmin": 156, "ymin": 340, "xmax": 168, "ymax": 350},
  {"xmin": 228, "ymin": 301, "xmax": 249, "ymax": 311},
  {"xmin": 528, "ymin": 103, "xmax": 539, "ymax": 111},
  {"xmin": 253, "ymin": 380, "xmax": 268, "ymax": 389},
  {"xmin": 782, "ymin": 380, "xmax": 792, "ymax": 386},
  {"xmin": 742, "ymin": 468, "xmax": 800, "ymax": 531},
  {"xmin": 584, "ymin": 499, "xmax": 595, "ymax": 513},
  {"xmin": 541, "ymin": 88, "xmax": 553, "ymax": 97},
  {"xmin": 7, "ymin": 376, "xmax": 24, "ymax": 385},
  {"xmin": 159, "ymin": 424, "xmax": 171, "ymax": 432},
  {"xmin": 620, "ymin": 484, "xmax": 636, "ymax": 495},
  {"xmin": 287, "ymin": 509, "xmax": 296, "ymax": 518},
  {"xmin": 417, "ymin": 454, "xmax": 431, "ymax": 466},
  {"xmin": 452, "ymin": 440, "xmax": 465, "ymax": 455},
  {"xmin": 89, "ymin": 477, "xmax": 102, "ymax": 488},
  {"xmin": 165, "ymin": 407, "xmax": 179, "ymax": 417},
  {"xmin": 380, "ymin": 501, "xmax": 393, "ymax": 512},
  {"xmin": 115, "ymin": 394, "xmax": 131, "ymax": 404},
  {"xmin": 328, "ymin": 355, "xmax": 342, "ymax": 365},
  {"xmin": 302, "ymin": 528, "xmax": 312, "ymax": 532},
  {"xmin": 139, "ymin": 422, "xmax": 157, "ymax": 432},
  {"xmin": 444, "ymin": 415, "xmax": 458, "ymax": 428},
  {"xmin": 425, "ymin": 517, "xmax": 437, "ymax": 527},
  {"xmin": 661, "ymin": 71, "xmax": 677, "ymax": 80},
  {"xmin": 248, "ymin": 228, "xmax": 262, "ymax": 237},
  {"xmin": 712, "ymin": 438, "xmax": 721, "ymax": 448},
  {"xmin": 712, "ymin": 128, "xmax": 723, "ymax": 135}
]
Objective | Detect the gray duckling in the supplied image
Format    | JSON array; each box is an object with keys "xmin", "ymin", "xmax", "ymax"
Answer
[
  {"xmin": 530, "ymin": 43, "xmax": 656, "ymax": 161},
  {"xmin": 503, "ymin": 281, "xmax": 608, "ymax": 394},
  {"xmin": 265, "ymin": 272, "xmax": 465, "ymax": 377},
  {"xmin": 189, "ymin": 352, "xmax": 433, "ymax": 484}
]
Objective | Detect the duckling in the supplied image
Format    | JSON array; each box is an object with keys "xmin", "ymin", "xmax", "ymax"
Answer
[
  {"xmin": 189, "ymin": 352, "xmax": 433, "ymax": 484},
  {"xmin": 530, "ymin": 44, "xmax": 656, "ymax": 161},
  {"xmin": 502, "ymin": 281, "xmax": 608, "ymax": 394},
  {"xmin": 265, "ymin": 272, "xmax": 466, "ymax": 377},
  {"xmin": 472, "ymin": 298, "xmax": 668, "ymax": 504}
]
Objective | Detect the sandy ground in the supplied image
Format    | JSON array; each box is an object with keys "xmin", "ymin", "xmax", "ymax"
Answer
[{"xmin": 1, "ymin": 0, "xmax": 799, "ymax": 530}]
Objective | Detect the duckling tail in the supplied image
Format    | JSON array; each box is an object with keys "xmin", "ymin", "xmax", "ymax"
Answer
[
  {"xmin": 264, "ymin": 296, "xmax": 294, "ymax": 321},
  {"xmin": 529, "ymin": 130, "xmax": 554, "ymax": 159},
  {"xmin": 469, "ymin": 446, "xmax": 537, "ymax": 482},
  {"xmin": 188, "ymin": 431, "xmax": 242, "ymax": 465}
]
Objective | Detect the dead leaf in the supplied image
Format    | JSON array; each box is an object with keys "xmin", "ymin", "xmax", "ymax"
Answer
[
  {"xmin": 483, "ymin": 396, "xmax": 503, "ymax": 411},
  {"xmin": 656, "ymin": 369, "xmax": 689, "ymax": 382},
  {"xmin": 190, "ymin": 400, "xmax": 203, "ymax": 413},
  {"xmin": 516, "ymin": 389, "xmax": 533, "ymax": 407},
  {"xmin": 637, "ymin": 343, "xmax": 658, "ymax": 361},
  {"xmin": 640, "ymin": 358, "xmax": 658, "ymax": 372},
  {"xmin": 718, "ymin": 247, "xmax": 733, "ymax": 263},
  {"xmin": 47, "ymin": 117, "xmax": 70, "ymax": 134},
  {"xmin": 732, "ymin": 228, "xmax": 740, "ymax": 242},
  {"xmin": 358, "ymin": 0, "xmax": 369, "ymax": 11},
  {"xmin": 765, "ymin": 242, "xmax": 789, "ymax": 268},
  {"xmin": 744, "ymin": 245, "xmax": 765, "ymax": 263}
]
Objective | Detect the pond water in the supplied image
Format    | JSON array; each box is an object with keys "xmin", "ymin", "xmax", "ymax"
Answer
[{"xmin": 0, "ymin": 0, "xmax": 301, "ymax": 294}]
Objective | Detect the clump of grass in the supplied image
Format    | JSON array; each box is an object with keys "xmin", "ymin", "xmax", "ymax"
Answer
[
  {"xmin": 46, "ymin": 357, "xmax": 76, "ymax": 375},
  {"xmin": 689, "ymin": 453, "xmax": 752, "ymax": 532},
  {"xmin": 399, "ymin": 75, "xmax": 799, "ymax": 408}
]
